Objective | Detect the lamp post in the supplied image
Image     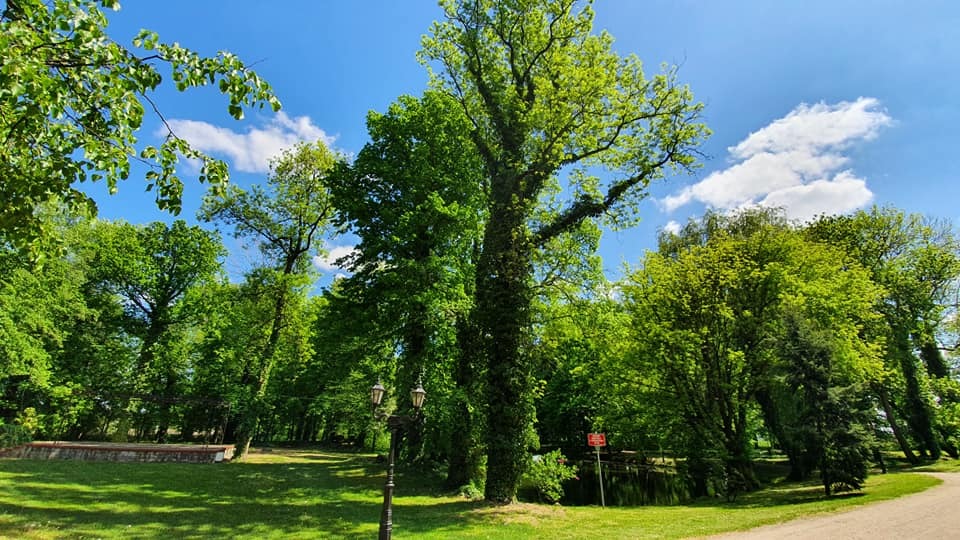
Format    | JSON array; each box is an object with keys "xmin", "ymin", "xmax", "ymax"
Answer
[{"xmin": 370, "ymin": 380, "xmax": 426, "ymax": 540}]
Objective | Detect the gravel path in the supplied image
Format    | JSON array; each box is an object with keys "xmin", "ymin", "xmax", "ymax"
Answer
[{"xmin": 707, "ymin": 473, "xmax": 960, "ymax": 539}]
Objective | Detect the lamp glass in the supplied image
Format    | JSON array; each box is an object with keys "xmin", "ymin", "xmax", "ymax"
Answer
[
  {"xmin": 370, "ymin": 381, "xmax": 386, "ymax": 407},
  {"xmin": 410, "ymin": 382, "xmax": 427, "ymax": 410}
]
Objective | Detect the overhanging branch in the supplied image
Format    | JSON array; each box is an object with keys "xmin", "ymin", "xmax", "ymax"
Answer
[{"xmin": 531, "ymin": 152, "xmax": 674, "ymax": 247}]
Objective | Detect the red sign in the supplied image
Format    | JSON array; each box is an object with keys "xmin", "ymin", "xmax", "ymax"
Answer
[{"xmin": 587, "ymin": 433, "xmax": 606, "ymax": 447}]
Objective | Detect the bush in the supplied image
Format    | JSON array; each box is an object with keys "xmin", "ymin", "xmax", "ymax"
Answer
[
  {"xmin": 0, "ymin": 422, "xmax": 32, "ymax": 448},
  {"xmin": 457, "ymin": 481, "xmax": 484, "ymax": 500},
  {"xmin": 520, "ymin": 450, "xmax": 578, "ymax": 504}
]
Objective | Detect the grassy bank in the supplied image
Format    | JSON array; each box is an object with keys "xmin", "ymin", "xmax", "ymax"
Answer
[{"xmin": 0, "ymin": 449, "xmax": 943, "ymax": 539}]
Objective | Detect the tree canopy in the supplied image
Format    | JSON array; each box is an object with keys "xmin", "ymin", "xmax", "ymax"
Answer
[
  {"xmin": 421, "ymin": 0, "xmax": 709, "ymax": 502},
  {"xmin": 0, "ymin": 0, "xmax": 279, "ymax": 255}
]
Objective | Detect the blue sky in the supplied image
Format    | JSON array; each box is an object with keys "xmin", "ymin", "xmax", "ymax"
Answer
[{"xmin": 93, "ymin": 1, "xmax": 960, "ymax": 282}]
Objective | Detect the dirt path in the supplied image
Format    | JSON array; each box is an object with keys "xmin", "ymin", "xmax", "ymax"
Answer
[{"xmin": 707, "ymin": 473, "xmax": 960, "ymax": 539}]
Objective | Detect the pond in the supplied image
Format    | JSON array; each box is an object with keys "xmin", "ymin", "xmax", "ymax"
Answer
[{"xmin": 561, "ymin": 459, "xmax": 691, "ymax": 506}]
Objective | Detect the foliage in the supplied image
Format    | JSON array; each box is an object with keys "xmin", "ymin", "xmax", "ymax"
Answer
[
  {"xmin": 328, "ymin": 90, "xmax": 485, "ymax": 466},
  {"xmin": 929, "ymin": 377, "xmax": 960, "ymax": 458},
  {"xmin": 78, "ymin": 219, "xmax": 224, "ymax": 441},
  {"xmin": 520, "ymin": 449, "xmax": 579, "ymax": 504},
  {"xmin": 420, "ymin": 0, "xmax": 708, "ymax": 502},
  {"xmin": 0, "ymin": 0, "xmax": 280, "ymax": 255},
  {"xmin": 778, "ymin": 311, "xmax": 873, "ymax": 495},
  {"xmin": 531, "ymin": 287, "xmax": 625, "ymax": 454},
  {"xmin": 807, "ymin": 207, "xmax": 960, "ymax": 461},
  {"xmin": 201, "ymin": 140, "xmax": 341, "ymax": 457},
  {"xmin": 0, "ymin": 421, "xmax": 32, "ymax": 448},
  {"xmin": 617, "ymin": 209, "xmax": 883, "ymax": 497}
]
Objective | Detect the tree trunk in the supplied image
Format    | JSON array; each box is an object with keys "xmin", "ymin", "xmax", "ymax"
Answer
[
  {"xmin": 235, "ymin": 273, "xmax": 290, "ymax": 459},
  {"xmin": 398, "ymin": 293, "xmax": 428, "ymax": 463},
  {"xmin": 899, "ymin": 349, "xmax": 941, "ymax": 460},
  {"xmin": 478, "ymin": 199, "xmax": 534, "ymax": 503},
  {"xmin": 874, "ymin": 383, "xmax": 919, "ymax": 464},
  {"xmin": 446, "ymin": 312, "xmax": 484, "ymax": 489},
  {"xmin": 918, "ymin": 335, "xmax": 949, "ymax": 379},
  {"xmin": 154, "ymin": 369, "xmax": 177, "ymax": 443}
]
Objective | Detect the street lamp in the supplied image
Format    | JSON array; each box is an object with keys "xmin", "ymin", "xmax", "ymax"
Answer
[{"xmin": 370, "ymin": 380, "xmax": 426, "ymax": 540}]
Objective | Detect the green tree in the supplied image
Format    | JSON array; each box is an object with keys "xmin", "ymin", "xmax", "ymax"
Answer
[
  {"xmin": 0, "ymin": 210, "xmax": 139, "ymax": 438},
  {"xmin": 624, "ymin": 231, "xmax": 761, "ymax": 496},
  {"xmin": 303, "ymin": 285, "xmax": 398, "ymax": 447},
  {"xmin": 328, "ymin": 91, "xmax": 486, "ymax": 468},
  {"xmin": 619, "ymin": 209, "xmax": 881, "ymax": 497},
  {"xmin": 532, "ymin": 287, "xmax": 625, "ymax": 456},
  {"xmin": 0, "ymin": 240, "xmax": 92, "ymax": 418},
  {"xmin": 82, "ymin": 219, "xmax": 224, "ymax": 441},
  {"xmin": 201, "ymin": 140, "xmax": 340, "ymax": 457},
  {"xmin": 49, "ymin": 259, "xmax": 137, "ymax": 440},
  {"xmin": 0, "ymin": 0, "xmax": 279, "ymax": 255},
  {"xmin": 420, "ymin": 0, "xmax": 708, "ymax": 502},
  {"xmin": 777, "ymin": 311, "xmax": 875, "ymax": 495},
  {"xmin": 808, "ymin": 208, "xmax": 960, "ymax": 461},
  {"xmin": 183, "ymin": 279, "xmax": 270, "ymax": 445}
]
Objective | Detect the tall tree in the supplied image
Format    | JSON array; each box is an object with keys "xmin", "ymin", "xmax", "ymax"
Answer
[
  {"xmin": 808, "ymin": 207, "xmax": 960, "ymax": 461},
  {"xmin": 83, "ymin": 219, "xmax": 224, "ymax": 441},
  {"xmin": 201, "ymin": 140, "xmax": 339, "ymax": 457},
  {"xmin": 328, "ymin": 91, "xmax": 486, "ymax": 467},
  {"xmin": 0, "ymin": 0, "xmax": 279, "ymax": 255},
  {"xmin": 420, "ymin": 0, "xmax": 708, "ymax": 502},
  {"xmin": 619, "ymin": 209, "xmax": 881, "ymax": 496}
]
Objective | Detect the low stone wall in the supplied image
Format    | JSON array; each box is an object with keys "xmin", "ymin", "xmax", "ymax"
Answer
[{"xmin": 2, "ymin": 441, "xmax": 234, "ymax": 463}]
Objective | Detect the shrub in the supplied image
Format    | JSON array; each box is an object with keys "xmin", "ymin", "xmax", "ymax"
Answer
[
  {"xmin": 457, "ymin": 481, "xmax": 484, "ymax": 500},
  {"xmin": 0, "ymin": 422, "xmax": 32, "ymax": 449},
  {"xmin": 520, "ymin": 450, "xmax": 578, "ymax": 504}
]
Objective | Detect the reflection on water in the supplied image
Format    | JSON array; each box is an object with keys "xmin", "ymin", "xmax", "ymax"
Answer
[{"xmin": 562, "ymin": 460, "xmax": 691, "ymax": 506}]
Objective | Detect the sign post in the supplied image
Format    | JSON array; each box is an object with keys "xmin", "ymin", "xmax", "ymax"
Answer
[{"xmin": 587, "ymin": 433, "xmax": 606, "ymax": 508}]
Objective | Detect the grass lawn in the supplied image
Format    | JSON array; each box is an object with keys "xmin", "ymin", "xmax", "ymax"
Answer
[{"xmin": 0, "ymin": 448, "xmax": 944, "ymax": 539}]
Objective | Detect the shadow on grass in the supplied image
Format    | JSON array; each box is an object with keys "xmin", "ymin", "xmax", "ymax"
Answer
[
  {"xmin": 721, "ymin": 484, "xmax": 866, "ymax": 509},
  {"xmin": 0, "ymin": 453, "xmax": 489, "ymax": 539}
]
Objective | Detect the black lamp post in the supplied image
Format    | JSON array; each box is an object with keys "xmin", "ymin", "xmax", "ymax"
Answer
[{"xmin": 370, "ymin": 380, "xmax": 426, "ymax": 540}]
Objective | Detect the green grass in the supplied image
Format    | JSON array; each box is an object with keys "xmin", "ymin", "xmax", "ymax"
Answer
[
  {"xmin": 0, "ymin": 449, "xmax": 945, "ymax": 539},
  {"xmin": 910, "ymin": 456, "xmax": 960, "ymax": 473}
]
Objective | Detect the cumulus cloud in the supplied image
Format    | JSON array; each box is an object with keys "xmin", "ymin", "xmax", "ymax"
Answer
[
  {"xmin": 662, "ymin": 220, "xmax": 682, "ymax": 235},
  {"xmin": 165, "ymin": 112, "xmax": 335, "ymax": 173},
  {"xmin": 313, "ymin": 244, "xmax": 357, "ymax": 272},
  {"xmin": 661, "ymin": 97, "xmax": 891, "ymax": 222}
]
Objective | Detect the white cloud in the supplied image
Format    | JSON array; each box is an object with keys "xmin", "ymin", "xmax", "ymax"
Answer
[
  {"xmin": 663, "ymin": 220, "xmax": 682, "ymax": 235},
  {"xmin": 313, "ymin": 244, "xmax": 357, "ymax": 272},
  {"xmin": 165, "ymin": 112, "xmax": 335, "ymax": 173},
  {"xmin": 756, "ymin": 171, "xmax": 874, "ymax": 222},
  {"xmin": 660, "ymin": 97, "xmax": 891, "ymax": 220}
]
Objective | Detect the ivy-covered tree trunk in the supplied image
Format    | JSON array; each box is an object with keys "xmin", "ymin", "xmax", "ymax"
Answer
[
  {"xmin": 154, "ymin": 367, "xmax": 178, "ymax": 443},
  {"xmin": 893, "ymin": 329, "xmax": 940, "ymax": 459},
  {"xmin": 235, "ymin": 276, "xmax": 289, "ymax": 458},
  {"xmin": 874, "ymin": 383, "xmax": 918, "ymax": 464},
  {"xmin": 477, "ymin": 199, "xmax": 534, "ymax": 503},
  {"xmin": 918, "ymin": 335, "xmax": 950, "ymax": 379},
  {"xmin": 446, "ymin": 311, "xmax": 485, "ymax": 490},
  {"xmin": 398, "ymin": 302, "xmax": 428, "ymax": 463}
]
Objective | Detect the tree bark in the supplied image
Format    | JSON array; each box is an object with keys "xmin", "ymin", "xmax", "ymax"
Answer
[
  {"xmin": 446, "ymin": 311, "xmax": 484, "ymax": 489},
  {"xmin": 478, "ymin": 195, "xmax": 534, "ymax": 503},
  {"xmin": 875, "ymin": 383, "xmax": 919, "ymax": 464},
  {"xmin": 897, "ymin": 344, "xmax": 941, "ymax": 459},
  {"xmin": 918, "ymin": 336, "xmax": 950, "ymax": 379}
]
